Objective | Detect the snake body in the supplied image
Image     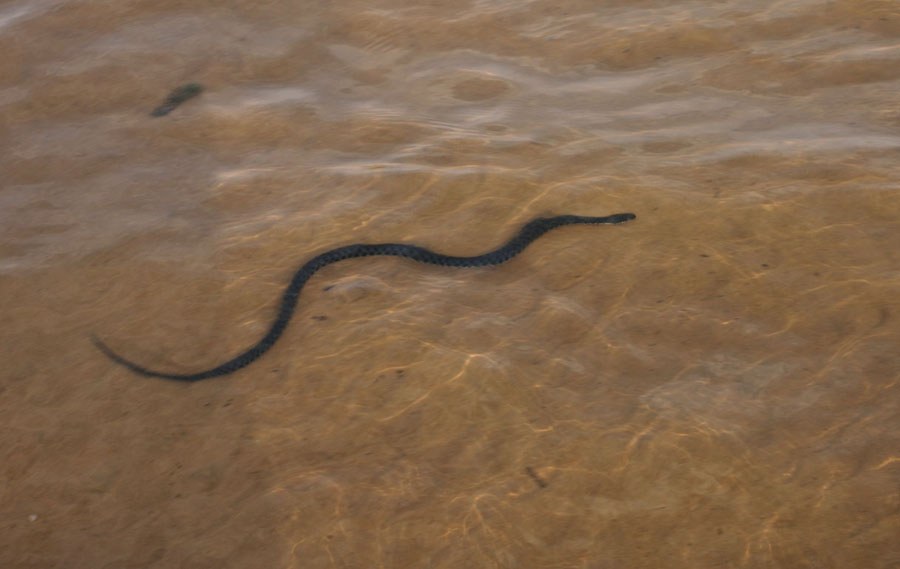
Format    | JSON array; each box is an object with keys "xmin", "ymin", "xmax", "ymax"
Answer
[{"xmin": 93, "ymin": 212, "xmax": 635, "ymax": 382}]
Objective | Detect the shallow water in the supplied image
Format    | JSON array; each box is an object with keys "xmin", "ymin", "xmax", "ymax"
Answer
[{"xmin": 2, "ymin": 1, "xmax": 899, "ymax": 567}]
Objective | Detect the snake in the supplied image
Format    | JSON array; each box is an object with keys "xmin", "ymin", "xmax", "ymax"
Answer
[{"xmin": 93, "ymin": 212, "xmax": 636, "ymax": 382}]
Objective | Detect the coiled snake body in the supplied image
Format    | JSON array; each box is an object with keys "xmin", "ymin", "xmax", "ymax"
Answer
[{"xmin": 94, "ymin": 213, "xmax": 636, "ymax": 382}]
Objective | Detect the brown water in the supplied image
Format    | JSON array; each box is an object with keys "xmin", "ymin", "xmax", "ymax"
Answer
[{"xmin": 2, "ymin": 1, "xmax": 899, "ymax": 567}]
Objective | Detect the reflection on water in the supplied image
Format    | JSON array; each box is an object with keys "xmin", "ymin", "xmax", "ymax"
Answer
[{"xmin": 2, "ymin": 0, "xmax": 898, "ymax": 567}]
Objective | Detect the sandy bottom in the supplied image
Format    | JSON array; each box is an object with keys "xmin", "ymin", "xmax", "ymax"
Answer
[{"xmin": 2, "ymin": 0, "xmax": 898, "ymax": 567}]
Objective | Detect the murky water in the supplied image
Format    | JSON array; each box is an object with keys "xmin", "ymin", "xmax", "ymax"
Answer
[{"xmin": 2, "ymin": 1, "xmax": 899, "ymax": 567}]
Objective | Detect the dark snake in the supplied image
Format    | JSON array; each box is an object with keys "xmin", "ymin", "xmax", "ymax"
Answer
[{"xmin": 93, "ymin": 213, "xmax": 636, "ymax": 382}]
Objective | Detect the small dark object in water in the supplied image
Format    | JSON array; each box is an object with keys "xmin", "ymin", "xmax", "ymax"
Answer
[
  {"xmin": 150, "ymin": 83, "xmax": 203, "ymax": 117},
  {"xmin": 93, "ymin": 212, "xmax": 636, "ymax": 382},
  {"xmin": 525, "ymin": 466, "xmax": 548, "ymax": 489}
]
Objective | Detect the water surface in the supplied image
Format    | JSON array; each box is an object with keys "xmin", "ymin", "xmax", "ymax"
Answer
[{"xmin": 2, "ymin": 0, "xmax": 899, "ymax": 567}]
